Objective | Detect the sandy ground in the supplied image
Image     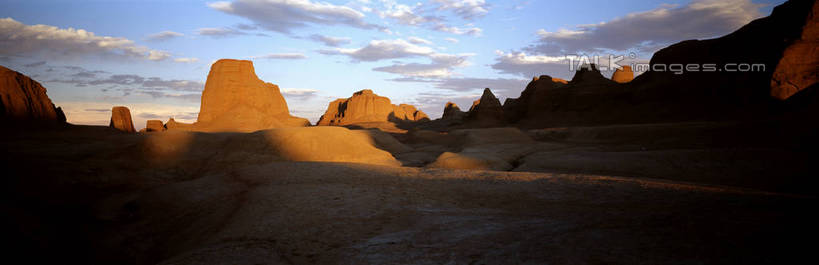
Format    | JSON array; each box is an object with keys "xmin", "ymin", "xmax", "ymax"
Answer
[{"xmin": 2, "ymin": 124, "xmax": 816, "ymax": 264}]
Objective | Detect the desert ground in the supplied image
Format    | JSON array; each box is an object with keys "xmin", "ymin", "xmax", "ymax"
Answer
[{"xmin": 3, "ymin": 121, "xmax": 816, "ymax": 264}]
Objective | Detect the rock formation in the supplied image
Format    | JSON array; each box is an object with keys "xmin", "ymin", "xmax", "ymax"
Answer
[
  {"xmin": 145, "ymin": 120, "xmax": 165, "ymax": 132},
  {"xmin": 182, "ymin": 59, "xmax": 310, "ymax": 132},
  {"xmin": 770, "ymin": 1, "xmax": 819, "ymax": 100},
  {"xmin": 611, "ymin": 66, "xmax": 634, "ymax": 83},
  {"xmin": 503, "ymin": 75, "xmax": 568, "ymax": 123},
  {"xmin": 630, "ymin": 0, "xmax": 819, "ymax": 117},
  {"xmin": 1, "ymin": 65, "xmax": 65, "ymax": 124},
  {"xmin": 109, "ymin": 106, "xmax": 135, "ymax": 133},
  {"xmin": 465, "ymin": 88, "xmax": 504, "ymax": 125},
  {"xmin": 441, "ymin": 102, "xmax": 466, "ymax": 120},
  {"xmin": 317, "ymin": 89, "xmax": 429, "ymax": 126}
]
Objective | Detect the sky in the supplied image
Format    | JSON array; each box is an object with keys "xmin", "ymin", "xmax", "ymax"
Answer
[{"xmin": 1, "ymin": 0, "xmax": 785, "ymax": 129}]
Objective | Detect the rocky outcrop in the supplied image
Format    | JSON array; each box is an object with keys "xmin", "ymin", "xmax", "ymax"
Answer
[
  {"xmin": 109, "ymin": 106, "xmax": 135, "ymax": 133},
  {"xmin": 442, "ymin": 102, "xmax": 466, "ymax": 120},
  {"xmin": 611, "ymin": 66, "xmax": 634, "ymax": 83},
  {"xmin": 630, "ymin": 0, "xmax": 819, "ymax": 117},
  {"xmin": 145, "ymin": 120, "xmax": 165, "ymax": 132},
  {"xmin": 503, "ymin": 75, "xmax": 569, "ymax": 123},
  {"xmin": 317, "ymin": 89, "xmax": 429, "ymax": 126},
  {"xmin": 465, "ymin": 88, "xmax": 504, "ymax": 125},
  {"xmin": 1, "ymin": 65, "xmax": 65, "ymax": 124},
  {"xmin": 770, "ymin": 1, "xmax": 819, "ymax": 100},
  {"xmin": 183, "ymin": 59, "xmax": 310, "ymax": 132}
]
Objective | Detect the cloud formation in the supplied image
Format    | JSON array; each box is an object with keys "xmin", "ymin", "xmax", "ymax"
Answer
[
  {"xmin": 208, "ymin": 0, "xmax": 383, "ymax": 34},
  {"xmin": 374, "ymin": 0, "xmax": 485, "ymax": 36},
  {"xmin": 320, "ymin": 39, "xmax": 435, "ymax": 61},
  {"xmin": 490, "ymin": 50, "xmax": 572, "ymax": 78},
  {"xmin": 281, "ymin": 88, "xmax": 319, "ymax": 100},
  {"xmin": 308, "ymin": 34, "xmax": 351, "ymax": 47},
  {"xmin": 0, "ymin": 17, "xmax": 170, "ymax": 61},
  {"xmin": 526, "ymin": 0, "xmax": 764, "ymax": 55},
  {"xmin": 197, "ymin": 27, "xmax": 247, "ymax": 38},
  {"xmin": 432, "ymin": 0, "xmax": 489, "ymax": 20},
  {"xmin": 146, "ymin": 31, "xmax": 184, "ymax": 41}
]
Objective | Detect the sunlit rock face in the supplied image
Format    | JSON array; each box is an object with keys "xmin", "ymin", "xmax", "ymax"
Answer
[
  {"xmin": 317, "ymin": 89, "xmax": 429, "ymax": 126},
  {"xmin": 611, "ymin": 66, "xmax": 634, "ymax": 83},
  {"xmin": 0, "ymin": 65, "xmax": 64, "ymax": 124},
  {"xmin": 770, "ymin": 0, "xmax": 819, "ymax": 100},
  {"xmin": 191, "ymin": 59, "xmax": 310, "ymax": 132},
  {"xmin": 109, "ymin": 106, "xmax": 135, "ymax": 133}
]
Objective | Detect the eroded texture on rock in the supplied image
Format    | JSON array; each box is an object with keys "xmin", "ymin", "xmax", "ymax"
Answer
[
  {"xmin": 503, "ymin": 75, "xmax": 569, "ymax": 123},
  {"xmin": 145, "ymin": 120, "xmax": 165, "ymax": 132},
  {"xmin": 109, "ymin": 106, "xmax": 135, "ymax": 133},
  {"xmin": 1, "ymin": 66, "xmax": 63, "ymax": 123},
  {"xmin": 317, "ymin": 89, "xmax": 429, "ymax": 126},
  {"xmin": 770, "ymin": 0, "xmax": 819, "ymax": 100},
  {"xmin": 611, "ymin": 66, "xmax": 634, "ymax": 83},
  {"xmin": 192, "ymin": 59, "xmax": 310, "ymax": 132}
]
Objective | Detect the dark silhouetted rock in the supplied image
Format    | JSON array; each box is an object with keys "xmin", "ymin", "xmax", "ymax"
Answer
[
  {"xmin": 442, "ymin": 102, "xmax": 466, "ymax": 120},
  {"xmin": 317, "ymin": 89, "xmax": 429, "ymax": 126},
  {"xmin": 109, "ymin": 106, "xmax": 135, "ymax": 132},
  {"xmin": 185, "ymin": 59, "xmax": 310, "ymax": 132},
  {"xmin": 465, "ymin": 88, "xmax": 504, "ymax": 125},
  {"xmin": 1, "ymin": 65, "xmax": 65, "ymax": 124},
  {"xmin": 611, "ymin": 66, "xmax": 634, "ymax": 83}
]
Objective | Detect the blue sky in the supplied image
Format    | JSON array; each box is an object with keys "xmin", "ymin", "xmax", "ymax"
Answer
[{"xmin": 1, "ymin": 0, "xmax": 784, "ymax": 129}]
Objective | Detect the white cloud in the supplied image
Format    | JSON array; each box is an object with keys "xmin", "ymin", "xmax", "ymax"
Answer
[
  {"xmin": 281, "ymin": 88, "xmax": 319, "ymax": 100},
  {"xmin": 527, "ymin": 0, "xmax": 764, "ymax": 55},
  {"xmin": 174, "ymin": 57, "xmax": 200, "ymax": 63},
  {"xmin": 444, "ymin": 37, "xmax": 459, "ymax": 43},
  {"xmin": 490, "ymin": 50, "xmax": 573, "ymax": 78},
  {"xmin": 374, "ymin": 0, "xmax": 484, "ymax": 36},
  {"xmin": 308, "ymin": 34, "xmax": 351, "ymax": 47},
  {"xmin": 197, "ymin": 27, "xmax": 246, "ymax": 37},
  {"xmin": 320, "ymin": 39, "xmax": 435, "ymax": 61},
  {"xmin": 433, "ymin": 24, "xmax": 482, "ymax": 36},
  {"xmin": 0, "ymin": 17, "xmax": 170, "ymax": 61},
  {"xmin": 249, "ymin": 53, "xmax": 307, "ymax": 60},
  {"xmin": 432, "ymin": 0, "xmax": 489, "ymax": 20},
  {"xmin": 408, "ymin": 36, "xmax": 433, "ymax": 45},
  {"xmin": 208, "ymin": 0, "xmax": 383, "ymax": 34},
  {"xmin": 146, "ymin": 30, "xmax": 184, "ymax": 41}
]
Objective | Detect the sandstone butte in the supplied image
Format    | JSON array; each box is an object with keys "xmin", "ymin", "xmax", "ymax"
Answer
[
  {"xmin": 317, "ymin": 89, "xmax": 429, "ymax": 126},
  {"xmin": 145, "ymin": 120, "xmax": 165, "ymax": 132},
  {"xmin": 1, "ymin": 65, "xmax": 65, "ymax": 124},
  {"xmin": 611, "ymin": 65, "xmax": 634, "ymax": 83},
  {"xmin": 109, "ymin": 106, "xmax": 135, "ymax": 133},
  {"xmin": 168, "ymin": 59, "xmax": 310, "ymax": 132}
]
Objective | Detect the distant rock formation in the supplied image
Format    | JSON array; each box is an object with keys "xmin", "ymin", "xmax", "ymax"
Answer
[
  {"xmin": 611, "ymin": 66, "xmax": 634, "ymax": 83},
  {"xmin": 464, "ymin": 88, "xmax": 504, "ymax": 125},
  {"xmin": 109, "ymin": 106, "xmax": 135, "ymax": 132},
  {"xmin": 1, "ymin": 65, "xmax": 65, "ymax": 124},
  {"xmin": 503, "ymin": 75, "xmax": 568, "ymax": 123},
  {"xmin": 441, "ymin": 102, "xmax": 465, "ymax": 120},
  {"xmin": 164, "ymin": 118, "xmax": 195, "ymax": 131},
  {"xmin": 317, "ymin": 89, "xmax": 429, "ymax": 126},
  {"xmin": 177, "ymin": 59, "xmax": 310, "ymax": 132},
  {"xmin": 145, "ymin": 120, "xmax": 165, "ymax": 132}
]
